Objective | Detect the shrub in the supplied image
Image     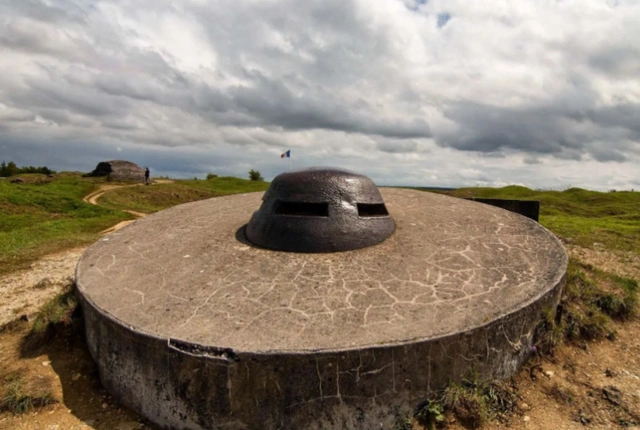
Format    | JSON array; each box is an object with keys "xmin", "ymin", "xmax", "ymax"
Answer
[{"xmin": 248, "ymin": 169, "xmax": 264, "ymax": 181}]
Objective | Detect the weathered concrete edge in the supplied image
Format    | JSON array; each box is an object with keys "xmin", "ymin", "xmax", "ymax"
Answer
[{"xmin": 75, "ymin": 269, "xmax": 566, "ymax": 430}]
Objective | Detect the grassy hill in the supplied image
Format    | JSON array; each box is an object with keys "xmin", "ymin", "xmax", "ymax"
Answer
[
  {"xmin": 0, "ymin": 174, "xmax": 268, "ymax": 276},
  {"xmin": 419, "ymin": 185, "xmax": 640, "ymax": 253},
  {"xmin": 2, "ymin": 174, "xmax": 638, "ymax": 276},
  {"xmin": 0, "ymin": 173, "xmax": 131, "ymax": 275},
  {"xmin": 98, "ymin": 176, "xmax": 269, "ymax": 213}
]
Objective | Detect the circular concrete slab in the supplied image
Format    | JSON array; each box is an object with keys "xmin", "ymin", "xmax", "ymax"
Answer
[{"xmin": 76, "ymin": 188, "xmax": 567, "ymax": 430}]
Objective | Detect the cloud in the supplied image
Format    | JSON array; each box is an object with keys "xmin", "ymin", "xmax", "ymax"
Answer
[
  {"xmin": 523, "ymin": 156, "xmax": 541, "ymax": 165},
  {"xmin": 0, "ymin": 0, "xmax": 638, "ymax": 190}
]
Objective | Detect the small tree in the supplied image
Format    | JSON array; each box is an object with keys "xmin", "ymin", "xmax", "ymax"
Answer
[
  {"xmin": 248, "ymin": 169, "xmax": 264, "ymax": 181},
  {"xmin": 206, "ymin": 173, "xmax": 218, "ymax": 180},
  {"xmin": 1, "ymin": 161, "xmax": 20, "ymax": 177}
]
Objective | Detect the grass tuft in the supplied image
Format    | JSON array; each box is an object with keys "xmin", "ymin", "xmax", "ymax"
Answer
[
  {"xmin": 393, "ymin": 415, "xmax": 413, "ymax": 430},
  {"xmin": 0, "ymin": 374, "xmax": 55, "ymax": 414},
  {"xmin": 21, "ymin": 282, "xmax": 80, "ymax": 353},
  {"xmin": 536, "ymin": 258, "xmax": 638, "ymax": 354},
  {"xmin": 30, "ymin": 284, "xmax": 77, "ymax": 335},
  {"xmin": 441, "ymin": 376, "xmax": 517, "ymax": 428},
  {"xmin": 414, "ymin": 399, "xmax": 445, "ymax": 430}
]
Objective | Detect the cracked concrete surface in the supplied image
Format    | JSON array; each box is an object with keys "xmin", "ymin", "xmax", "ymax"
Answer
[{"xmin": 75, "ymin": 188, "xmax": 567, "ymax": 430}]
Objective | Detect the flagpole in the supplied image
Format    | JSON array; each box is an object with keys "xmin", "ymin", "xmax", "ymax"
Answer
[{"xmin": 289, "ymin": 155, "xmax": 291, "ymax": 171}]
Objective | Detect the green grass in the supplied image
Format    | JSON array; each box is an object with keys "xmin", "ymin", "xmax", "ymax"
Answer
[
  {"xmin": 20, "ymin": 282, "xmax": 79, "ymax": 354},
  {"xmin": 536, "ymin": 259, "xmax": 638, "ymax": 354},
  {"xmin": 98, "ymin": 176, "xmax": 269, "ymax": 213},
  {"xmin": 30, "ymin": 283, "xmax": 77, "ymax": 335},
  {"xmin": 0, "ymin": 374, "xmax": 55, "ymax": 414},
  {"xmin": 441, "ymin": 376, "xmax": 517, "ymax": 429},
  {"xmin": 394, "ymin": 375, "xmax": 517, "ymax": 430},
  {"xmin": 418, "ymin": 186, "xmax": 640, "ymax": 253},
  {"xmin": 0, "ymin": 173, "xmax": 131, "ymax": 275},
  {"xmin": 0, "ymin": 174, "xmax": 268, "ymax": 274}
]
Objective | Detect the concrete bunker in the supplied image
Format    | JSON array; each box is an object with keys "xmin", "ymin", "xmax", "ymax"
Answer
[
  {"xmin": 85, "ymin": 160, "xmax": 145, "ymax": 182},
  {"xmin": 246, "ymin": 167, "xmax": 395, "ymax": 253},
  {"xmin": 75, "ymin": 167, "xmax": 567, "ymax": 430}
]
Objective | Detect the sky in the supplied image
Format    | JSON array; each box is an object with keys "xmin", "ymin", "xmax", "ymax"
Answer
[{"xmin": 0, "ymin": 0, "xmax": 639, "ymax": 190}]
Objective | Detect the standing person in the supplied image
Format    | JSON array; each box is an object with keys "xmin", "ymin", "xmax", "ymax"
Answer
[{"xmin": 145, "ymin": 167, "xmax": 150, "ymax": 185}]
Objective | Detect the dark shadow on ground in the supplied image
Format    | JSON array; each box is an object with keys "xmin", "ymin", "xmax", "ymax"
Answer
[
  {"xmin": 235, "ymin": 224, "xmax": 256, "ymax": 247},
  {"xmin": 18, "ymin": 308, "xmax": 156, "ymax": 429}
]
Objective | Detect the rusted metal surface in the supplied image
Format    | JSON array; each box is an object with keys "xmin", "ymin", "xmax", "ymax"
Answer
[{"xmin": 245, "ymin": 167, "xmax": 395, "ymax": 252}]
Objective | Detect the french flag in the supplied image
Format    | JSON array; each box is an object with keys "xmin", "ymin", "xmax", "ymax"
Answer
[{"xmin": 281, "ymin": 150, "xmax": 291, "ymax": 158}]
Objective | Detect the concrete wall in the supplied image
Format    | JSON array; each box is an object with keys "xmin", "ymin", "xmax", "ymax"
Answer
[
  {"xmin": 77, "ymin": 273, "xmax": 564, "ymax": 430},
  {"xmin": 464, "ymin": 198, "xmax": 540, "ymax": 222}
]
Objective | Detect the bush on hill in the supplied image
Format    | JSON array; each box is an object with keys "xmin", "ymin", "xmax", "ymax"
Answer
[
  {"xmin": 248, "ymin": 169, "xmax": 264, "ymax": 181},
  {"xmin": 0, "ymin": 161, "xmax": 55, "ymax": 177}
]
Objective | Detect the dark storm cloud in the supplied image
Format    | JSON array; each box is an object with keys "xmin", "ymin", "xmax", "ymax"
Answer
[
  {"xmin": 589, "ymin": 47, "xmax": 640, "ymax": 79},
  {"xmin": 0, "ymin": 0, "xmax": 88, "ymax": 26},
  {"xmin": 585, "ymin": 103, "xmax": 640, "ymax": 136},
  {"xmin": 523, "ymin": 156, "xmax": 541, "ymax": 165},
  {"xmin": 1, "ymin": 0, "xmax": 431, "ymax": 140},
  {"xmin": 588, "ymin": 145, "xmax": 628, "ymax": 163},
  {"xmin": 439, "ymin": 97, "xmax": 638, "ymax": 163},
  {"xmin": 376, "ymin": 140, "xmax": 419, "ymax": 153},
  {"xmin": 0, "ymin": 0, "xmax": 639, "ymax": 190},
  {"xmin": 224, "ymin": 74, "xmax": 432, "ymax": 138}
]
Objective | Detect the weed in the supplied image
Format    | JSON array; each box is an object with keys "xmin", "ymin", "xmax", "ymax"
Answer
[
  {"xmin": 392, "ymin": 415, "xmax": 413, "ymax": 430},
  {"xmin": 414, "ymin": 399, "xmax": 445, "ymax": 430},
  {"xmin": 0, "ymin": 374, "xmax": 55, "ymax": 414},
  {"xmin": 563, "ymin": 359, "xmax": 577, "ymax": 375},
  {"xmin": 577, "ymin": 409, "xmax": 591, "ymax": 425},
  {"xmin": 535, "ymin": 306, "xmax": 564, "ymax": 354},
  {"xmin": 441, "ymin": 375, "xmax": 517, "ymax": 428},
  {"xmin": 442, "ymin": 382, "xmax": 488, "ymax": 428},
  {"xmin": 30, "ymin": 284, "xmax": 77, "ymax": 334},
  {"xmin": 548, "ymin": 383, "xmax": 576, "ymax": 404},
  {"xmin": 22, "ymin": 282, "xmax": 79, "ymax": 353},
  {"xmin": 535, "ymin": 258, "xmax": 638, "ymax": 353}
]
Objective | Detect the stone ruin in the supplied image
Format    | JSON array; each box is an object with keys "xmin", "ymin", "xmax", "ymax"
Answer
[
  {"xmin": 75, "ymin": 167, "xmax": 567, "ymax": 430},
  {"xmin": 86, "ymin": 160, "xmax": 145, "ymax": 182}
]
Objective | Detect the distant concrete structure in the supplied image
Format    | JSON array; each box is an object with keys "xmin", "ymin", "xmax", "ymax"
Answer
[
  {"xmin": 464, "ymin": 198, "xmax": 541, "ymax": 222},
  {"xmin": 86, "ymin": 160, "xmax": 145, "ymax": 182}
]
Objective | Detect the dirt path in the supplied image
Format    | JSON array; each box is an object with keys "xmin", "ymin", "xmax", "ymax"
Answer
[
  {"xmin": 0, "ymin": 180, "xmax": 179, "ymax": 429},
  {"xmin": 82, "ymin": 184, "xmax": 149, "ymax": 234},
  {"xmin": 0, "ymin": 181, "xmax": 172, "ymax": 327},
  {"xmin": 0, "ymin": 248, "xmax": 84, "ymax": 328}
]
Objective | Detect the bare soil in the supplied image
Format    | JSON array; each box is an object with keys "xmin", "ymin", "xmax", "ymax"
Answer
[
  {"xmin": 1, "ymin": 194, "xmax": 639, "ymax": 430},
  {"xmin": 0, "ymin": 248, "xmax": 84, "ymax": 328}
]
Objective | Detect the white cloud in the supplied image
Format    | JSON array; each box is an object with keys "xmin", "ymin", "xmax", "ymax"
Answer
[{"xmin": 0, "ymin": 0, "xmax": 639, "ymax": 190}]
